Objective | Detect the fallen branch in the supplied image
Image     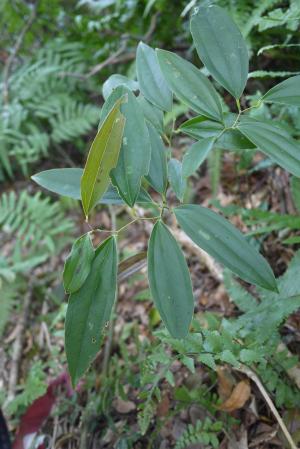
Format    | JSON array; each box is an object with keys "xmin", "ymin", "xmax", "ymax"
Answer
[
  {"xmin": 134, "ymin": 207, "xmax": 224, "ymax": 282},
  {"xmin": 5, "ymin": 283, "xmax": 33, "ymax": 406},
  {"xmin": 2, "ymin": 2, "xmax": 38, "ymax": 105},
  {"xmin": 60, "ymin": 13, "xmax": 159, "ymax": 81},
  {"xmin": 235, "ymin": 364, "xmax": 298, "ymax": 449}
]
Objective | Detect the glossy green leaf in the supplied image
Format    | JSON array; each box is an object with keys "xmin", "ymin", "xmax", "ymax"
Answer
[
  {"xmin": 180, "ymin": 115, "xmax": 255, "ymax": 150},
  {"xmin": 147, "ymin": 221, "xmax": 194, "ymax": 338},
  {"xmin": 168, "ymin": 159, "xmax": 186, "ymax": 202},
  {"xmin": 136, "ymin": 42, "xmax": 173, "ymax": 112},
  {"xmin": 81, "ymin": 96, "xmax": 126, "ymax": 217},
  {"xmin": 101, "ymin": 86, "xmax": 151, "ymax": 207},
  {"xmin": 145, "ymin": 123, "xmax": 168, "ymax": 194},
  {"xmin": 32, "ymin": 168, "xmax": 152, "ymax": 205},
  {"xmin": 182, "ymin": 137, "xmax": 215, "ymax": 178},
  {"xmin": 32, "ymin": 168, "xmax": 87, "ymax": 200},
  {"xmin": 63, "ymin": 234, "xmax": 95, "ymax": 294},
  {"xmin": 238, "ymin": 117, "xmax": 300, "ymax": 177},
  {"xmin": 181, "ymin": 116, "xmax": 223, "ymax": 139},
  {"xmin": 137, "ymin": 95, "xmax": 164, "ymax": 134},
  {"xmin": 174, "ymin": 205, "xmax": 277, "ymax": 292},
  {"xmin": 156, "ymin": 49, "xmax": 223, "ymax": 122},
  {"xmin": 190, "ymin": 5, "xmax": 249, "ymax": 99},
  {"xmin": 263, "ymin": 75, "xmax": 300, "ymax": 106},
  {"xmin": 65, "ymin": 236, "xmax": 118, "ymax": 386},
  {"xmin": 102, "ymin": 74, "xmax": 139, "ymax": 100}
]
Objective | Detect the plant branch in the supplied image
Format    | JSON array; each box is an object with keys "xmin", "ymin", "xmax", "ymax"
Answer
[
  {"xmin": 60, "ymin": 13, "xmax": 159, "ymax": 81},
  {"xmin": 2, "ymin": 2, "xmax": 38, "ymax": 105},
  {"xmin": 5, "ymin": 282, "xmax": 33, "ymax": 407},
  {"xmin": 235, "ymin": 364, "xmax": 298, "ymax": 449}
]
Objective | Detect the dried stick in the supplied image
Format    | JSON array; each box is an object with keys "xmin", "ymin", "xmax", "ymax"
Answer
[
  {"xmin": 5, "ymin": 284, "xmax": 33, "ymax": 406},
  {"xmin": 60, "ymin": 13, "xmax": 159, "ymax": 81},
  {"xmin": 2, "ymin": 3, "xmax": 38, "ymax": 105},
  {"xmin": 135, "ymin": 206, "xmax": 224, "ymax": 282},
  {"xmin": 235, "ymin": 364, "xmax": 298, "ymax": 449}
]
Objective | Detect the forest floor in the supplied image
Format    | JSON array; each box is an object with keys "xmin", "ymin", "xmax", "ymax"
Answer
[{"xmin": 2, "ymin": 132, "xmax": 300, "ymax": 449}]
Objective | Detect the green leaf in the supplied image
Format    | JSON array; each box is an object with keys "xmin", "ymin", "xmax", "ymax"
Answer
[
  {"xmin": 81, "ymin": 96, "xmax": 126, "ymax": 217},
  {"xmin": 137, "ymin": 95, "xmax": 164, "ymax": 134},
  {"xmin": 102, "ymin": 86, "xmax": 152, "ymax": 207},
  {"xmin": 138, "ymin": 401, "xmax": 155, "ymax": 436},
  {"xmin": 174, "ymin": 205, "xmax": 277, "ymax": 292},
  {"xmin": 147, "ymin": 221, "xmax": 194, "ymax": 338},
  {"xmin": 145, "ymin": 123, "xmax": 168, "ymax": 194},
  {"xmin": 182, "ymin": 137, "xmax": 215, "ymax": 178},
  {"xmin": 156, "ymin": 49, "xmax": 223, "ymax": 122},
  {"xmin": 238, "ymin": 117, "xmax": 300, "ymax": 177},
  {"xmin": 136, "ymin": 42, "xmax": 173, "ymax": 112},
  {"xmin": 102, "ymin": 74, "xmax": 139, "ymax": 100},
  {"xmin": 63, "ymin": 234, "xmax": 95, "ymax": 294},
  {"xmin": 219, "ymin": 349, "xmax": 238, "ymax": 366},
  {"xmin": 168, "ymin": 159, "xmax": 186, "ymax": 202},
  {"xmin": 291, "ymin": 176, "xmax": 300, "ymax": 212},
  {"xmin": 180, "ymin": 115, "xmax": 255, "ymax": 150},
  {"xmin": 32, "ymin": 168, "xmax": 152, "ymax": 205},
  {"xmin": 181, "ymin": 355, "xmax": 195, "ymax": 373},
  {"xmin": 165, "ymin": 370, "xmax": 175, "ymax": 386},
  {"xmin": 32, "ymin": 168, "xmax": 86, "ymax": 200},
  {"xmin": 283, "ymin": 236, "xmax": 300, "ymax": 245},
  {"xmin": 263, "ymin": 75, "xmax": 300, "ymax": 106},
  {"xmin": 65, "ymin": 236, "xmax": 118, "ymax": 386},
  {"xmin": 240, "ymin": 349, "xmax": 262, "ymax": 364},
  {"xmin": 190, "ymin": 5, "xmax": 249, "ymax": 99},
  {"xmin": 180, "ymin": 116, "xmax": 223, "ymax": 139},
  {"xmin": 199, "ymin": 353, "xmax": 216, "ymax": 370}
]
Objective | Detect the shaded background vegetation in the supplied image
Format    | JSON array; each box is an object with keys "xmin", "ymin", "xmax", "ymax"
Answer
[{"xmin": 1, "ymin": 1, "xmax": 300, "ymax": 448}]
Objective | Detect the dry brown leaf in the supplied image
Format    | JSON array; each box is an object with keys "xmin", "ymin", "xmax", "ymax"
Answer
[
  {"xmin": 113, "ymin": 397, "xmax": 136, "ymax": 414},
  {"xmin": 217, "ymin": 367, "xmax": 235, "ymax": 400},
  {"xmin": 157, "ymin": 394, "xmax": 170, "ymax": 417},
  {"xmin": 228, "ymin": 426, "xmax": 248, "ymax": 449},
  {"xmin": 219, "ymin": 379, "xmax": 251, "ymax": 412}
]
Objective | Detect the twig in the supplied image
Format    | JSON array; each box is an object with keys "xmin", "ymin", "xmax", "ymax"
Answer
[
  {"xmin": 84, "ymin": 38, "xmax": 130, "ymax": 79},
  {"xmin": 2, "ymin": 3, "xmax": 38, "ymax": 105},
  {"xmin": 133, "ymin": 206, "xmax": 224, "ymax": 281},
  {"xmin": 102, "ymin": 205, "xmax": 117, "ymax": 376},
  {"xmin": 101, "ymin": 252, "xmax": 148, "ymax": 376},
  {"xmin": 59, "ymin": 51, "xmax": 135, "ymax": 80},
  {"xmin": 60, "ymin": 13, "xmax": 159, "ymax": 81},
  {"xmin": 143, "ymin": 12, "xmax": 160, "ymax": 43},
  {"xmin": 5, "ymin": 283, "xmax": 33, "ymax": 406},
  {"xmin": 172, "ymin": 228, "xmax": 224, "ymax": 282},
  {"xmin": 235, "ymin": 364, "xmax": 298, "ymax": 449}
]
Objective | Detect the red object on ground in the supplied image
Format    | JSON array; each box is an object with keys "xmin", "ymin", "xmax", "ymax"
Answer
[{"xmin": 13, "ymin": 372, "xmax": 74, "ymax": 449}]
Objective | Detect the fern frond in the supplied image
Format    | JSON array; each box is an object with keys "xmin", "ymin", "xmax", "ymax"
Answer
[
  {"xmin": 0, "ymin": 38, "xmax": 97, "ymax": 177},
  {"xmin": 175, "ymin": 418, "xmax": 222, "ymax": 449},
  {"xmin": 6, "ymin": 361, "xmax": 47, "ymax": 415},
  {"xmin": 0, "ymin": 278, "xmax": 23, "ymax": 337},
  {"xmin": 242, "ymin": 0, "xmax": 281, "ymax": 37},
  {"xmin": 0, "ymin": 190, "xmax": 73, "ymax": 252},
  {"xmin": 249, "ymin": 70, "xmax": 300, "ymax": 78},
  {"xmin": 225, "ymin": 251, "xmax": 300, "ymax": 341},
  {"xmin": 49, "ymin": 99, "xmax": 99, "ymax": 143}
]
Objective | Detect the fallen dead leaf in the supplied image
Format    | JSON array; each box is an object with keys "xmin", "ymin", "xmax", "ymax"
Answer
[
  {"xmin": 217, "ymin": 367, "xmax": 235, "ymax": 400},
  {"xmin": 157, "ymin": 394, "xmax": 170, "ymax": 417},
  {"xmin": 228, "ymin": 426, "xmax": 248, "ymax": 449},
  {"xmin": 249, "ymin": 423, "xmax": 278, "ymax": 448},
  {"xmin": 113, "ymin": 398, "xmax": 136, "ymax": 414},
  {"xmin": 219, "ymin": 379, "xmax": 251, "ymax": 412}
]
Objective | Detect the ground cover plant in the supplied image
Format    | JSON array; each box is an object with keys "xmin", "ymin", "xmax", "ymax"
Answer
[{"xmin": 1, "ymin": 1, "xmax": 300, "ymax": 448}]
